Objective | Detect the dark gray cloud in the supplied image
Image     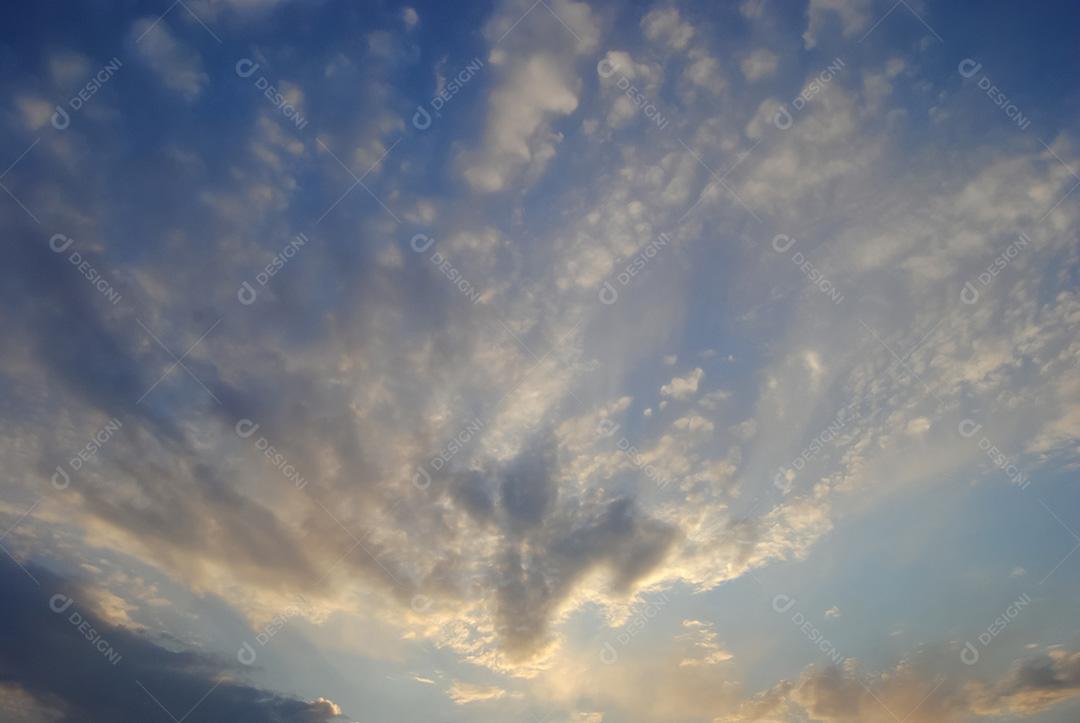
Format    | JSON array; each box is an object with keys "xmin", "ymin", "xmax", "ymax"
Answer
[
  {"xmin": 487, "ymin": 433, "xmax": 677, "ymax": 657},
  {"xmin": 499, "ymin": 432, "xmax": 558, "ymax": 531},
  {"xmin": 0, "ymin": 557, "xmax": 347, "ymax": 723}
]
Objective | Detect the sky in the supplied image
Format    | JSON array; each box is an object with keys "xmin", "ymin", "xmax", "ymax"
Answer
[{"xmin": 1, "ymin": 0, "xmax": 1079, "ymax": 721}]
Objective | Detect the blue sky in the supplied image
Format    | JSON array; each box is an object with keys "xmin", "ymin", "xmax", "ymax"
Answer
[{"xmin": 1, "ymin": 1, "xmax": 1079, "ymax": 722}]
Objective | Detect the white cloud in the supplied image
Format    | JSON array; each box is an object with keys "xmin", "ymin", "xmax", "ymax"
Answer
[
  {"xmin": 130, "ymin": 18, "xmax": 208, "ymax": 100},
  {"xmin": 641, "ymin": 7, "xmax": 694, "ymax": 51},
  {"xmin": 14, "ymin": 95, "xmax": 54, "ymax": 130},
  {"xmin": 739, "ymin": 48, "xmax": 779, "ymax": 82},
  {"xmin": 462, "ymin": 54, "xmax": 580, "ymax": 192},
  {"xmin": 447, "ymin": 681, "xmax": 520, "ymax": 705},
  {"xmin": 681, "ymin": 46, "xmax": 726, "ymax": 96},
  {"xmin": 661, "ymin": 368, "xmax": 704, "ymax": 400},
  {"xmin": 678, "ymin": 619, "xmax": 734, "ymax": 666},
  {"xmin": 803, "ymin": 0, "xmax": 873, "ymax": 48}
]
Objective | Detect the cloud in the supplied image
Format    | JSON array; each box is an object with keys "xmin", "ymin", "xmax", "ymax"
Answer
[
  {"xmin": 803, "ymin": 0, "xmax": 873, "ymax": 48},
  {"xmin": 461, "ymin": 0, "xmax": 598, "ymax": 192},
  {"xmin": 660, "ymin": 368, "xmax": 704, "ymax": 400},
  {"xmin": 462, "ymin": 54, "xmax": 580, "ymax": 192},
  {"xmin": 739, "ymin": 48, "xmax": 779, "ymax": 82},
  {"xmin": 14, "ymin": 95, "xmax": 54, "ymax": 130},
  {"xmin": 725, "ymin": 650, "xmax": 1080, "ymax": 722},
  {"xmin": 447, "ymin": 681, "xmax": 520, "ymax": 704},
  {"xmin": 0, "ymin": 557, "xmax": 349, "ymax": 723},
  {"xmin": 682, "ymin": 46, "xmax": 726, "ymax": 96},
  {"xmin": 48, "ymin": 50, "xmax": 91, "ymax": 88},
  {"xmin": 130, "ymin": 18, "xmax": 208, "ymax": 100},
  {"xmin": 597, "ymin": 50, "xmax": 664, "ymax": 129},
  {"xmin": 677, "ymin": 619, "xmax": 733, "ymax": 666},
  {"xmin": 640, "ymin": 7, "xmax": 694, "ymax": 51},
  {"xmin": 973, "ymin": 648, "xmax": 1080, "ymax": 716},
  {"xmin": 490, "ymin": 451, "xmax": 678, "ymax": 659}
]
